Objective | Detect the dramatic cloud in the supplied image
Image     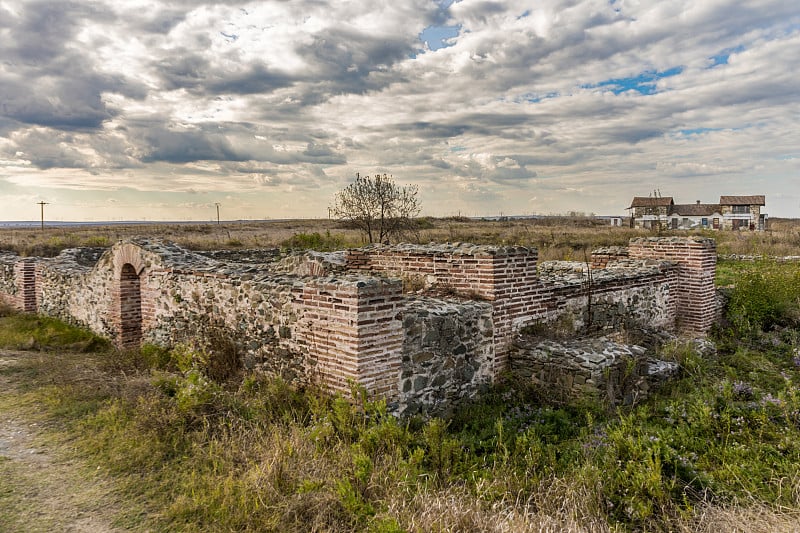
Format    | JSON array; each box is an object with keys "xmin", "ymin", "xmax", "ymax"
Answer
[{"xmin": 1, "ymin": 0, "xmax": 798, "ymax": 221}]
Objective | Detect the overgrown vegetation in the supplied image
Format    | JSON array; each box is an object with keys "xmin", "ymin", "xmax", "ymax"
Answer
[
  {"xmin": 2, "ymin": 256, "xmax": 800, "ymax": 531},
  {"xmin": 725, "ymin": 263, "xmax": 800, "ymax": 337},
  {"xmin": 280, "ymin": 230, "xmax": 354, "ymax": 251},
  {"xmin": 2, "ymin": 221, "xmax": 800, "ymax": 531},
  {"xmin": 0, "ymin": 307, "xmax": 109, "ymax": 352}
]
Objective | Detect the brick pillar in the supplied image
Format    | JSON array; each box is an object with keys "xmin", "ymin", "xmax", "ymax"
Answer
[
  {"xmin": 485, "ymin": 247, "xmax": 541, "ymax": 376},
  {"xmin": 628, "ymin": 237, "xmax": 716, "ymax": 335},
  {"xmin": 116, "ymin": 263, "xmax": 143, "ymax": 347},
  {"xmin": 297, "ymin": 278, "xmax": 404, "ymax": 400},
  {"xmin": 13, "ymin": 259, "xmax": 38, "ymax": 312}
]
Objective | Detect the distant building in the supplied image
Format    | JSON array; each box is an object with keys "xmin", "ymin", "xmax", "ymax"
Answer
[
  {"xmin": 628, "ymin": 196, "xmax": 674, "ymax": 230},
  {"xmin": 719, "ymin": 195, "xmax": 766, "ymax": 231},
  {"xmin": 595, "ymin": 215, "xmax": 625, "ymax": 227},
  {"xmin": 629, "ymin": 195, "xmax": 766, "ymax": 231}
]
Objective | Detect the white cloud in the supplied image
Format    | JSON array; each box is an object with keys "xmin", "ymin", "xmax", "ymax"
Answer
[{"xmin": 0, "ymin": 0, "xmax": 798, "ymax": 219}]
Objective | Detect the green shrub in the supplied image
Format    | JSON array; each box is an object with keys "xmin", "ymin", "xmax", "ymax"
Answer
[
  {"xmin": 727, "ymin": 262, "xmax": 800, "ymax": 335},
  {"xmin": 0, "ymin": 312, "xmax": 110, "ymax": 351}
]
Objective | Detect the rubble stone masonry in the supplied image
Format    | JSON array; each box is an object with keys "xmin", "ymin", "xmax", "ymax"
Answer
[{"xmin": 0, "ymin": 236, "xmax": 717, "ymax": 414}]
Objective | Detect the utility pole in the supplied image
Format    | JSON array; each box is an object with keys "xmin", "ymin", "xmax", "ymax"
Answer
[
  {"xmin": 37, "ymin": 201, "xmax": 48, "ymax": 230},
  {"xmin": 214, "ymin": 202, "xmax": 221, "ymax": 225}
]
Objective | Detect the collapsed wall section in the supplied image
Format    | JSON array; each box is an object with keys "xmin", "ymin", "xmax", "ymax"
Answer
[{"xmin": 513, "ymin": 336, "xmax": 679, "ymax": 405}]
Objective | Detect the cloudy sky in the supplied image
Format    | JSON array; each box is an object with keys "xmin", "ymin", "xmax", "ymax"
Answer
[{"xmin": 1, "ymin": 0, "xmax": 798, "ymax": 221}]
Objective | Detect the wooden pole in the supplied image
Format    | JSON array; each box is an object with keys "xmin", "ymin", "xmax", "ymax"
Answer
[{"xmin": 37, "ymin": 201, "xmax": 48, "ymax": 230}]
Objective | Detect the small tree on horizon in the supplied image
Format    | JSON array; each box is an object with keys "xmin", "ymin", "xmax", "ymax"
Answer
[{"xmin": 330, "ymin": 173, "xmax": 421, "ymax": 244}]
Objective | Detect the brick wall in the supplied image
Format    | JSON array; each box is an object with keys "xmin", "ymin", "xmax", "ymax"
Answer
[
  {"xmin": 346, "ymin": 244, "xmax": 540, "ymax": 376},
  {"xmin": 117, "ymin": 264, "xmax": 143, "ymax": 347},
  {"xmin": 628, "ymin": 237, "xmax": 716, "ymax": 334},
  {"xmin": 346, "ymin": 244, "xmax": 504, "ymax": 297},
  {"xmin": 296, "ymin": 278, "xmax": 403, "ymax": 399},
  {"xmin": 486, "ymin": 252, "xmax": 544, "ymax": 373}
]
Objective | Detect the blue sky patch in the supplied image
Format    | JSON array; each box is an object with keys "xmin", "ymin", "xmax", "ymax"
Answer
[
  {"xmin": 677, "ymin": 127, "xmax": 722, "ymax": 136},
  {"xmin": 520, "ymin": 92, "xmax": 560, "ymax": 104},
  {"xmin": 708, "ymin": 45, "xmax": 744, "ymax": 67},
  {"xmin": 586, "ymin": 66, "xmax": 683, "ymax": 95},
  {"xmin": 420, "ymin": 24, "xmax": 461, "ymax": 51}
]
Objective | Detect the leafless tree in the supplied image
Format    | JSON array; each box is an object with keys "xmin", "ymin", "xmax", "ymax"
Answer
[{"xmin": 331, "ymin": 173, "xmax": 421, "ymax": 243}]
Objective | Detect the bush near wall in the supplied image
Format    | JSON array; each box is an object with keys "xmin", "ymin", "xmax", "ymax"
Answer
[{"xmin": 726, "ymin": 262, "xmax": 800, "ymax": 336}]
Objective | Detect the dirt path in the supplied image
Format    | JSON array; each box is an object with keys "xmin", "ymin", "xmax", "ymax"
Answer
[{"xmin": 0, "ymin": 351, "xmax": 125, "ymax": 533}]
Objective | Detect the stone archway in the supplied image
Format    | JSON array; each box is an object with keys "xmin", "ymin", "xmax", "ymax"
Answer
[
  {"xmin": 118, "ymin": 263, "xmax": 142, "ymax": 347},
  {"xmin": 112, "ymin": 243, "xmax": 148, "ymax": 348}
]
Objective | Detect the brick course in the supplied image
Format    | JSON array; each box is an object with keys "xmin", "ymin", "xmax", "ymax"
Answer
[{"xmin": 0, "ymin": 236, "xmax": 717, "ymax": 413}]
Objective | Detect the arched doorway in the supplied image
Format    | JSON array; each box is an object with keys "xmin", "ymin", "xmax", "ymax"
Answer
[{"xmin": 118, "ymin": 263, "xmax": 142, "ymax": 347}]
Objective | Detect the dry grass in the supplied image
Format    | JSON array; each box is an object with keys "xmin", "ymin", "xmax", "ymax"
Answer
[
  {"xmin": 677, "ymin": 503, "xmax": 800, "ymax": 533},
  {"xmin": 2, "ymin": 216, "xmax": 798, "ymax": 261}
]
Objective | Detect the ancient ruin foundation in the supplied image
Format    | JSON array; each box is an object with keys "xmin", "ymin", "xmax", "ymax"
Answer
[{"xmin": 0, "ymin": 236, "xmax": 716, "ymax": 414}]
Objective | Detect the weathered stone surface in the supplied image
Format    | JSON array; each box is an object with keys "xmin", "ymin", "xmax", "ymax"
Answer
[
  {"xmin": 1, "ymin": 236, "xmax": 717, "ymax": 416},
  {"xmin": 398, "ymin": 296, "xmax": 494, "ymax": 416},
  {"xmin": 512, "ymin": 335, "xmax": 678, "ymax": 405}
]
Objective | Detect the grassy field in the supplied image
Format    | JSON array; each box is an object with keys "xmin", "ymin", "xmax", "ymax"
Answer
[
  {"xmin": 1, "ymin": 220, "xmax": 800, "ymax": 531},
  {"xmin": 2, "ymin": 216, "xmax": 799, "ymax": 261},
  {"xmin": 1, "ymin": 218, "xmax": 799, "ymax": 531}
]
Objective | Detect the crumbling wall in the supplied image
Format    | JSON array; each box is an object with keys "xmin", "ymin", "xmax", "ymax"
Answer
[
  {"xmin": 0, "ymin": 252, "xmax": 19, "ymax": 307},
  {"xmin": 346, "ymin": 243, "xmax": 540, "ymax": 375},
  {"xmin": 17, "ymin": 240, "xmax": 404, "ymax": 400},
  {"xmin": 400, "ymin": 297, "xmax": 494, "ymax": 416},
  {"xmin": 512, "ymin": 336, "xmax": 679, "ymax": 404},
  {"xmin": 535, "ymin": 259, "xmax": 678, "ymax": 333},
  {"xmin": 590, "ymin": 246, "xmax": 630, "ymax": 269},
  {"xmin": 0, "ymin": 236, "xmax": 717, "ymax": 413},
  {"xmin": 142, "ymin": 269, "xmax": 307, "ymax": 380}
]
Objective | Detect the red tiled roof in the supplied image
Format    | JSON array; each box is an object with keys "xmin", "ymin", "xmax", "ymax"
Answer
[
  {"xmin": 719, "ymin": 195, "xmax": 765, "ymax": 206},
  {"xmin": 629, "ymin": 196, "xmax": 674, "ymax": 208}
]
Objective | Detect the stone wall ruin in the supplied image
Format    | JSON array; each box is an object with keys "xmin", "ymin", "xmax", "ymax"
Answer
[{"xmin": 0, "ymin": 236, "xmax": 717, "ymax": 414}]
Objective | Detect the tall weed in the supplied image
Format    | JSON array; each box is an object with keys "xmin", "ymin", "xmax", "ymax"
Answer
[{"xmin": 726, "ymin": 262, "xmax": 800, "ymax": 336}]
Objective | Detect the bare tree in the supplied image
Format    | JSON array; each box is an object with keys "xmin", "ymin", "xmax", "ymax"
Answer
[{"xmin": 331, "ymin": 173, "xmax": 421, "ymax": 243}]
